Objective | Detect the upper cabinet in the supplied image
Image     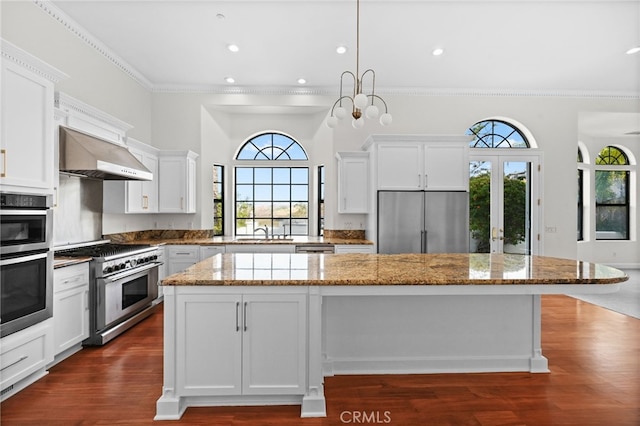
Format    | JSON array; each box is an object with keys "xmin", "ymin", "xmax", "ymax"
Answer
[
  {"xmin": 1, "ymin": 40, "xmax": 68, "ymax": 194},
  {"xmin": 158, "ymin": 151, "xmax": 198, "ymax": 213},
  {"xmin": 364, "ymin": 135, "xmax": 470, "ymax": 191},
  {"xmin": 335, "ymin": 152, "xmax": 369, "ymax": 214}
]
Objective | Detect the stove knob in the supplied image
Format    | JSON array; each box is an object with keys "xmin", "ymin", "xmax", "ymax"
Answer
[
  {"xmin": 118, "ymin": 263, "xmax": 126, "ymax": 271},
  {"xmin": 130, "ymin": 259, "xmax": 137, "ymax": 267},
  {"xmin": 104, "ymin": 266, "xmax": 113, "ymax": 274},
  {"xmin": 152, "ymin": 255, "xmax": 158, "ymax": 261}
]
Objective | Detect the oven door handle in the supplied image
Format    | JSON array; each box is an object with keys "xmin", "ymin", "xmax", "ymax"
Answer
[
  {"xmin": 0, "ymin": 251, "xmax": 48, "ymax": 266},
  {"xmin": 100, "ymin": 262, "xmax": 162, "ymax": 284}
]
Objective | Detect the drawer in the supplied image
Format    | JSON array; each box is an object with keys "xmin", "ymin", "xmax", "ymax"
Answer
[
  {"xmin": 54, "ymin": 262, "xmax": 89, "ymax": 293},
  {"xmin": 167, "ymin": 245, "xmax": 200, "ymax": 260},
  {"xmin": 1, "ymin": 321, "xmax": 52, "ymax": 391}
]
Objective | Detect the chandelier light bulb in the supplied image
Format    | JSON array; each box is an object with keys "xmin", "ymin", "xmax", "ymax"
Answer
[
  {"xmin": 365, "ymin": 104, "xmax": 379, "ymax": 119},
  {"xmin": 354, "ymin": 93, "xmax": 368, "ymax": 109},
  {"xmin": 334, "ymin": 106, "xmax": 347, "ymax": 120},
  {"xmin": 352, "ymin": 118, "xmax": 364, "ymax": 129},
  {"xmin": 327, "ymin": 116, "xmax": 338, "ymax": 128},
  {"xmin": 379, "ymin": 113, "xmax": 393, "ymax": 126}
]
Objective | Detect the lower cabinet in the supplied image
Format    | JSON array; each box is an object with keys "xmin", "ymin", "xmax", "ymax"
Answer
[
  {"xmin": 334, "ymin": 244, "xmax": 375, "ymax": 254},
  {"xmin": 175, "ymin": 291, "xmax": 307, "ymax": 396},
  {"xmin": 166, "ymin": 245, "xmax": 200, "ymax": 275},
  {"xmin": 52, "ymin": 263, "xmax": 89, "ymax": 362}
]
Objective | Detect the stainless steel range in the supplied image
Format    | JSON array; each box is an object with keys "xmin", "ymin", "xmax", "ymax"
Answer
[{"xmin": 56, "ymin": 242, "xmax": 162, "ymax": 345}]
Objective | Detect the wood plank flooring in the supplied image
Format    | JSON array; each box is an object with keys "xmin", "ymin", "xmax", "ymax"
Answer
[{"xmin": 1, "ymin": 295, "xmax": 638, "ymax": 425}]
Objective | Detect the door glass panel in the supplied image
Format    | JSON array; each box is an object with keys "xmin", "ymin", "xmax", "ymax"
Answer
[
  {"xmin": 469, "ymin": 161, "xmax": 492, "ymax": 253},
  {"xmin": 502, "ymin": 161, "xmax": 531, "ymax": 255}
]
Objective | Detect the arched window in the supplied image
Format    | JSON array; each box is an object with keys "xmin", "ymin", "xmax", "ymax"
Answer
[
  {"xmin": 595, "ymin": 146, "xmax": 630, "ymax": 240},
  {"xmin": 234, "ymin": 132, "xmax": 309, "ymax": 236},
  {"xmin": 237, "ymin": 133, "xmax": 308, "ymax": 160},
  {"xmin": 467, "ymin": 120, "xmax": 530, "ymax": 148}
]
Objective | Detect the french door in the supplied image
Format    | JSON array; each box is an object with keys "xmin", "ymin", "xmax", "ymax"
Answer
[{"xmin": 469, "ymin": 153, "xmax": 541, "ymax": 254}]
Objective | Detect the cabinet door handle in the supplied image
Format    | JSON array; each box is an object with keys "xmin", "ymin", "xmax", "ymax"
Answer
[
  {"xmin": 424, "ymin": 174, "xmax": 428, "ymax": 188},
  {"xmin": 143, "ymin": 195, "xmax": 148, "ymax": 209},
  {"xmin": 1, "ymin": 355, "xmax": 28, "ymax": 372},
  {"xmin": 180, "ymin": 197, "xmax": 184, "ymax": 210},
  {"xmin": 243, "ymin": 301, "xmax": 248, "ymax": 331},
  {"xmin": 235, "ymin": 302, "xmax": 240, "ymax": 332},
  {"xmin": 417, "ymin": 173, "xmax": 421, "ymax": 187},
  {"xmin": 1, "ymin": 149, "xmax": 6, "ymax": 177}
]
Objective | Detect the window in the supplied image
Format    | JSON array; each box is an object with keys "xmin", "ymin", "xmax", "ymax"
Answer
[
  {"xmin": 577, "ymin": 149, "xmax": 584, "ymax": 241},
  {"xmin": 595, "ymin": 146, "xmax": 630, "ymax": 240},
  {"xmin": 213, "ymin": 165, "xmax": 224, "ymax": 236},
  {"xmin": 318, "ymin": 165, "xmax": 325, "ymax": 236},
  {"xmin": 235, "ymin": 133, "xmax": 309, "ymax": 237},
  {"xmin": 467, "ymin": 120, "xmax": 529, "ymax": 148}
]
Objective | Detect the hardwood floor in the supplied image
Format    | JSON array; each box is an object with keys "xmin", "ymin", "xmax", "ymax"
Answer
[{"xmin": 1, "ymin": 295, "xmax": 638, "ymax": 425}]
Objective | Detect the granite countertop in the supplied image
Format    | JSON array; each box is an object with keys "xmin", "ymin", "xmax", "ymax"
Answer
[
  {"xmin": 123, "ymin": 236, "xmax": 373, "ymax": 246},
  {"xmin": 54, "ymin": 256, "xmax": 92, "ymax": 269},
  {"xmin": 161, "ymin": 253, "xmax": 628, "ymax": 286}
]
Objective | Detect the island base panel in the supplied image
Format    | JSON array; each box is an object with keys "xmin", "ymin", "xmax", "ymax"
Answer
[{"xmin": 322, "ymin": 295, "xmax": 549, "ymax": 374}]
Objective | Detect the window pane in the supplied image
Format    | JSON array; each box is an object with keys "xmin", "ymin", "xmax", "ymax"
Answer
[
  {"xmin": 291, "ymin": 185, "xmax": 308, "ymax": 200},
  {"xmin": 290, "ymin": 219, "xmax": 308, "ymax": 235},
  {"xmin": 236, "ymin": 202, "xmax": 253, "ymax": 218},
  {"xmin": 596, "ymin": 206, "xmax": 628, "ymax": 239},
  {"xmin": 236, "ymin": 185, "xmax": 253, "ymax": 201},
  {"xmin": 291, "ymin": 168, "xmax": 308, "ymax": 184},
  {"xmin": 254, "ymin": 168, "xmax": 271, "ymax": 184},
  {"xmin": 273, "ymin": 185, "xmax": 290, "ymax": 201},
  {"xmin": 273, "ymin": 168, "xmax": 290, "ymax": 184},
  {"xmin": 236, "ymin": 168, "xmax": 253, "ymax": 183},
  {"xmin": 596, "ymin": 171, "xmax": 627, "ymax": 204},
  {"xmin": 254, "ymin": 185, "xmax": 272, "ymax": 200},
  {"xmin": 292, "ymin": 202, "xmax": 308, "ymax": 218},
  {"xmin": 273, "ymin": 202, "xmax": 291, "ymax": 218},
  {"xmin": 254, "ymin": 202, "xmax": 272, "ymax": 218},
  {"xmin": 214, "ymin": 183, "xmax": 223, "ymax": 199}
]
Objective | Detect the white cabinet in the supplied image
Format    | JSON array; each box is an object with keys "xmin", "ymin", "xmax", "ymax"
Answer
[
  {"xmin": 0, "ymin": 40, "xmax": 67, "ymax": 194},
  {"xmin": 103, "ymin": 139, "xmax": 159, "ymax": 214},
  {"xmin": 225, "ymin": 244, "xmax": 295, "ymax": 254},
  {"xmin": 52, "ymin": 263, "xmax": 89, "ymax": 362},
  {"xmin": 0, "ymin": 319, "xmax": 54, "ymax": 401},
  {"xmin": 200, "ymin": 245, "xmax": 226, "ymax": 260},
  {"xmin": 336, "ymin": 152, "xmax": 369, "ymax": 214},
  {"xmin": 166, "ymin": 245, "xmax": 200, "ymax": 275},
  {"xmin": 334, "ymin": 244, "xmax": 375, "ymax": 254},
  {"xmin": 176, "ymin": 291, "xmax": 307, "ymax": 396},
  {"xmin": 158, "ymin": 151, "xmax": 198, "ymax": 213},
  {"xmin": 368, "ymin": 136, "xmax": 469, "ymax": 191}
]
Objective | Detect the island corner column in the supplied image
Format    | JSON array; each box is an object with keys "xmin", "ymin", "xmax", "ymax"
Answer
[{"xmin": 301, "ymin": 286, "xmax": 327, "ymax": 417}]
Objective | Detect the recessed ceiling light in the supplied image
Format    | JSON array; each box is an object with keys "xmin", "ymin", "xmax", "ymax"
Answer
[
  {"xmin": 432, "ymin": 48, "xmax": 444, "ymax": 56},
  {"xmin": 626, "ymin": 46, "xmax": 640, "ymax": 55},
  {"xmin": 216, "ymin": 13, "xmax": 225, "ymax": 20},
  {"xmin": 227, "ymin": 44, "xmax": 239, "ymax": 53},
  {"xmin": 336, "ymin": 45, "xmax": 347, "ymax": 55},
  {"xmin": 224, "ymin": 77, "xmax": 235, "ymax": 84},
  {"xmin": 297, "ymin": 78, "xmax": 307, "ymax": 85}
]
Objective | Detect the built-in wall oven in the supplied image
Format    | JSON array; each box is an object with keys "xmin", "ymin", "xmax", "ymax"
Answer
[{"xmin": 0, "ymin": 193, "xmax": 53, "ymax": 338}]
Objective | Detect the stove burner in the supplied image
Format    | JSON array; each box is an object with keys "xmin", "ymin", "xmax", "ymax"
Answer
[{"xmin": 58, "ymin": 243, "xmax": 152, "ymax": 258}]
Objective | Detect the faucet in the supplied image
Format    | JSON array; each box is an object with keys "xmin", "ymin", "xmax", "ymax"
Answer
[{"xmin": 254, "ymin": 226, "xmax": 269, "ymax": 239}]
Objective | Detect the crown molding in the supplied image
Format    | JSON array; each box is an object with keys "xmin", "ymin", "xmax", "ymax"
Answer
[
  {"xmin": 34, "ymin": 0, "xmax": 153, "ymax": 91},
  {"xmin": 55, "ymin": 92, "xmax": 134, "ymax": 134},
  {"xmin": 1, "ymin": 38, "xmax": 69, "ymax": 83}
]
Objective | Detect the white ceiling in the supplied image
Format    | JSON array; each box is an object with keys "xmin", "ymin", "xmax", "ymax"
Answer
[
  {"xmin": 48, "ymin": 0, "xmax": 640, "ymax": 96},
  {"xmin": 41, "ymin": 1, "xmax": 640, "ymax": 137}
]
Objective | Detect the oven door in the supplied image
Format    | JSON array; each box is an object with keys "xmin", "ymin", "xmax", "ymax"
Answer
[
  {"xmin": 0, "ymin": 250, "xmax": 53, "ymax": 337},
  {"xmin": 0, "ymin": 209, "xmax": 52, "ymax": 255},
  {"xmin": 95, "ymin": 263, "xmax": 159, "ymax": 330}
]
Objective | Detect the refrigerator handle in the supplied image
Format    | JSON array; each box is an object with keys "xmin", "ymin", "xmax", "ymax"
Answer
[{"xmin": 424, "ymin": 230, "xmax": 428, "ymax": 253}]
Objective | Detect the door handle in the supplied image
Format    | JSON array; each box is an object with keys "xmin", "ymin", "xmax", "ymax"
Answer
[
  {"xmin": 1, "ymin": 149, "xmax": 6, "ymax": 177},
  {"xmin": 243, "ymin": 302, "xmax": 248, "ymax": 332},
  {"xmin": 235, "ymin": 302, "xmax": 240, "ymax": 332}
]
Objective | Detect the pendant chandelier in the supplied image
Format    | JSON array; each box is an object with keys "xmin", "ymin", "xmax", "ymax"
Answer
[{"xmin": 326, "ymin": 0, "xmax": 392, "ymax": 129}]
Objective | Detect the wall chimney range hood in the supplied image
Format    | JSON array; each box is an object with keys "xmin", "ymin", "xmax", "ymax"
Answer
[{"xmin": 59, "ymin": 126, "xmax": 152, "ymax": 181}]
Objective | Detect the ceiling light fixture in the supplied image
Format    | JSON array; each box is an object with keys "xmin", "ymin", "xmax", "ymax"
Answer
[
  {"xmin": 224, "ymin": 76, "xmax": 235, "ymax": 84},
  {"xmin": 432, "ymin": 47, "xmax": 444, "ymax": 56},
  {"xmin": 297, "ymin": 78, "xmax": 307, "ymax": 85},
  {"xmin": 626, "ymin": 46, "xmax": 640, "ymax": 55},
  {"xmin": 227, "ymin": 44, "xmax": 239, "ymax": 53},
  {"xmin": 336, "ymin": 45, "xmax": 347, "ymax": 55},
  {"xmin": 327, "ymin": 0, "xmax": 391, "ymax": 129}
]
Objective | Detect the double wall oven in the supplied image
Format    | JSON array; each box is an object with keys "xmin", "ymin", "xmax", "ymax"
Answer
[
  {"xmin": 56, "ymin": 242, "xmax": 161, "ymax": 345},
  {"xmin": 0, "ymin": 192, "xmax": 53, "ymax": 338}
]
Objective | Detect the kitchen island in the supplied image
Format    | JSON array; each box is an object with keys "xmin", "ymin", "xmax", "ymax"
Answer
[{"xmin": 155, "ymin": 253, "xmax": 627, "ymax": 420}]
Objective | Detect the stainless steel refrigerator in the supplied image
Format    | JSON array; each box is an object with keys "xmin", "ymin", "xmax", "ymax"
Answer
[{"xmin": 377, "ymin": 191, "xmax": 469, "ymax": 254}]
